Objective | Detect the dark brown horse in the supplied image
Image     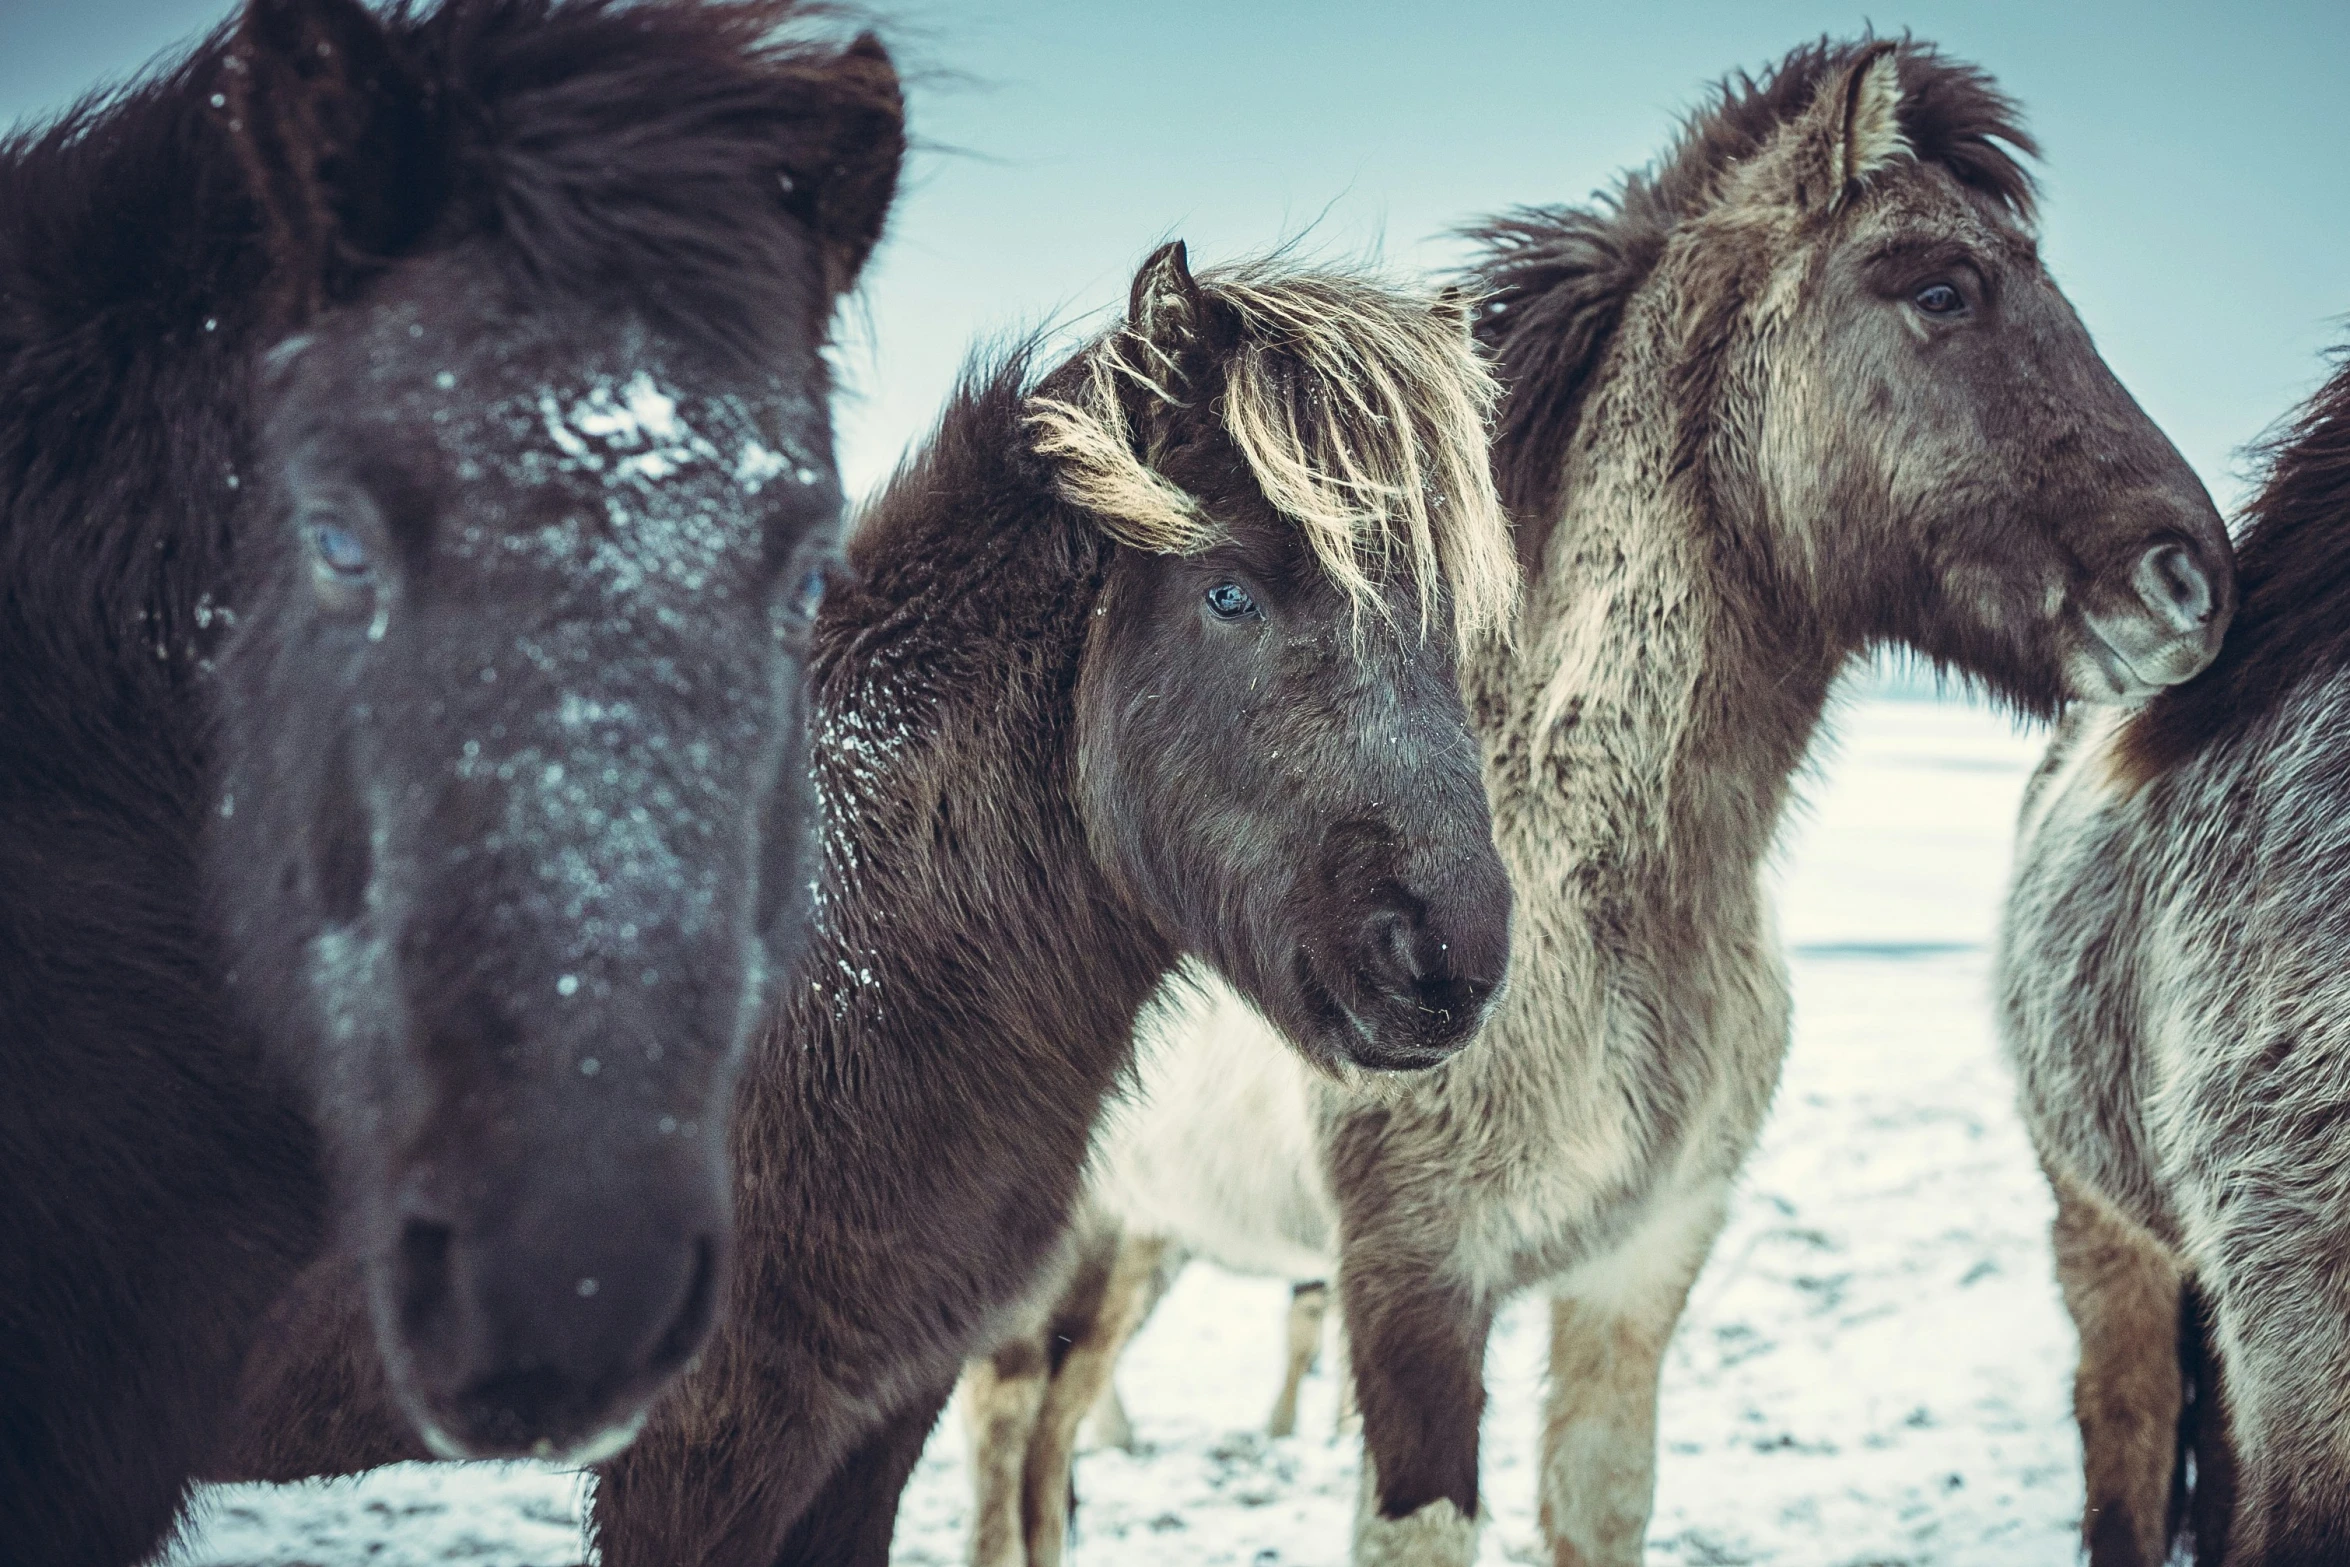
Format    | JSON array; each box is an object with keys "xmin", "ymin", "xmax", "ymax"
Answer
[
  {"xmin": 0, "ymin": 0, "xmax": 899, "ymax": 1559},
  {"xmin": 205, "ymin": 242, "xmax": 1521, "ymax": 1564},
  {"xmin": 2002, "ymin": 348, "xmax": 2350, "ymax": 1567}
]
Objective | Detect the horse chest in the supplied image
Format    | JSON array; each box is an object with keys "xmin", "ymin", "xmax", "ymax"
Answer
[{"xmin": 1401, "ymin": 911, "xmax": 1789, "ymax": 1289}]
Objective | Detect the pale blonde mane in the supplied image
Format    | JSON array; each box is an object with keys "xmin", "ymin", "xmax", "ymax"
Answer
[{"xmin": 1025, "ymin": 261, "xmax": 1517, "ymax": 650}]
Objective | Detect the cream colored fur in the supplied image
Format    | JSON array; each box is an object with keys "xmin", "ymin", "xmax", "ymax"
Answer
[
  {"xmin": 1353, "ymin": 1458, "xmax": 1480, "ymax": 1567},
  {"xmin": 1092, "ymin": 972, "xmax": 1337, "ymax": 1280}
]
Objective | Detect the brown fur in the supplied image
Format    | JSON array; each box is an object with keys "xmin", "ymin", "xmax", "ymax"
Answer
[
  {"xmin": 204, "ymin": 246, "xmax": 1520, "ymax": 1567},
  {"xmin": 2048, "ymin": 1166, "xmax": 2185, "ymax": 1567}
]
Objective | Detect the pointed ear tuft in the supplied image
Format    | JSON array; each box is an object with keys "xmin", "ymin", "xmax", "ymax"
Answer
[
  {"xmin": 226, "ymin": 0, "xmax": 440, "ymax": 322},
  {"xmin": 1128, "ymin": 240, "xmax": 1206, "ymax": 355},
  {"xmin": 1836, "ymin": 43, "xmax": 1910, "ymax": 196},
  {"xmin": 1430, "ymin": 282, "xmax": 1479, "ymax": 343},
  {"xmin": 789, "ymin": 31, "xmax": 905, "ymax": 301}
]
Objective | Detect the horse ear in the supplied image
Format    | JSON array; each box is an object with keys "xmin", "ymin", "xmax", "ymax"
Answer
[
  {"xmin": 1127, "ymin": 241, "xmax": 1209, "ymax": 364},
  {"xmin": 1430, "ymin": 283, "xmax": 1479, "ymax": 342},
  {"xmin": 225, "ymin": 0, "xmax": 442, "ymax": 320},
  {"xmin": 1104, "ymin": 242, "xmax": 1215, "ymax": 463},
  {"xmin": 1793, "ymin": 41, "xmax": 1909, "ymax": 212},
  {"xmin": 783, "ymin": 31, "xmax": 906, "ymax": 300}
]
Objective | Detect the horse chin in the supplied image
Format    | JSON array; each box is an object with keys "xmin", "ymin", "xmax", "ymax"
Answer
[
  {"xmin": 412, "ymin": 1408, "xmax": 648, "ymax": 1468},
  {"xmin": 1284, "ymin": 946, "xmax": 1483, "ymax": 1075},
  {"xmin": 360, "ymin": 1248, "xmax": 677, "ymax": 1469},
  {"xmin": 2068, "ymin": 619, "xmax": 2210, "ymax": 706}
]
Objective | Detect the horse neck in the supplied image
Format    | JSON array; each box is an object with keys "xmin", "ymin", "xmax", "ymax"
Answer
[
  {"xmin": 1479, "ymin": 340, "xmax": 1840, "ymax": 926},
  {"xmin": 743, "ymin": 477, "xmax": 1171, "ymax": 1176}
]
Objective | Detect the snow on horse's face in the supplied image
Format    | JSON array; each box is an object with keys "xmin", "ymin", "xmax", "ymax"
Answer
[{"xmin": 206, "ymin": 0, "xmax": 899, "ymax": 1462}]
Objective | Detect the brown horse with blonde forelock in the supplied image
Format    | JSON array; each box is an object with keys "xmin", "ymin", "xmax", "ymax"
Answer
[{"xmin": 960, "ymin": 37, "xmax": 2235, "ymax": 1567}]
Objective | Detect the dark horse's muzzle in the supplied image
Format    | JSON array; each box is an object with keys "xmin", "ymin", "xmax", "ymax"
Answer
[
  {"xmin": 1308, "ymin": 819, "xmax": 1514, "ymax": 1072},
  {"xmin": 384, "ymin": 1119, "xmax": 730, "ymax": 1463},
  {"xmin": 347, "ymin": 757, "xmax": 783, "ymax": 1462}
]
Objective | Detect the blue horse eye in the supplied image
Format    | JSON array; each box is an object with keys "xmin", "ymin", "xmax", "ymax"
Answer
[
  {"xmin": 791, "ymin": 565, "xmax": 828, "ymax": 621},
  {"xmin": 1205, "ymin": 581, "xmax": 1256, "ymax": 620},
  {"xmin": 310, "ymin": 523, "xmax": 372, "ymax": 579},
  {"xmin": 1913, "ymin": 282, "xmax": 1965, "ymax": 316}
]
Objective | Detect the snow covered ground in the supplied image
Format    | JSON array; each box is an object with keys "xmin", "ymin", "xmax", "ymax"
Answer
[{"xmin": 172, "ymin": 689, "xmax": 2088, "ymax": 1567}]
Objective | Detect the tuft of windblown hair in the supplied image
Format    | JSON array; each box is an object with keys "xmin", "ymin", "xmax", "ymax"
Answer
[
  {"xmin": 0, "ymin": 0, "xmax": 902, "ymax": 363},
  {"xmin": 384, "ymin": 0, "xmax": 901, "ymax": 349},
  {"xmin": 2122, "ymin": 348, "xmax": 2350, "ymax": 782},
  {"xmin": 1463, "ymin": 35, "xmax": 2039, "ymax": 534},
  {"xmin": 1024, "ymin": 262, "xmax": 1517, "ymax": 651}
]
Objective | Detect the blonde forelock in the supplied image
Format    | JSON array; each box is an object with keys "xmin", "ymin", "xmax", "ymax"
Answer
[{"xmin": 1023, "ymin": 259, "xmax": 1519, "ymax": 652}]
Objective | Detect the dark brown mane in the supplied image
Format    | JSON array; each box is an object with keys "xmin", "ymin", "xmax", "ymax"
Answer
[
  {"xmin": 3, "ymin": 0, "xmax": 899, "ymax": 371},
  {"xmin": 1461, "ymin": 35, "xmax": 2039, "ymax": 550},
  {"xmin": 388, "ymin": 0, "xmax": 899, "ymax": 346},
  {"xmin": 2124, "ymin": 351, "xmax": 2350, "ymax": 781}
]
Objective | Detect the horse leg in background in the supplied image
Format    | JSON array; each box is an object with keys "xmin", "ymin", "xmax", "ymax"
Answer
[
  {"xmin": 1075, "ymin": 1236, "xmax": 1187, "ymax": 1456},
  {"xmin": 1536, "ymin": 1183, "xmax": 1724, "ymax": 1567},
  {"xmin": 1269, "ymin": 1282, "xmax": 1330, "ymax": 1438},
  {"xmin": 762, "ymin": 1379, "xmax": 954, "ymax": 1567},
  {"xmin": 1010, "ymin": 1231, "xmax": 1174, "ymax": 1566},
  {"xmin": 2176, "ymin": 1280, "xmax": 2235, "ymax": 1566},
  {"xmin": 1339, "ymin": 1253, "xmax": 1494, "ymax": 1567},
  {"xmin": 2047, "ymin": 1166, "xmax": 2187, "ymax": 1567},
  {"xmin": 965, "ymin": 1330, "xmax": 1053, "ymax": 1567},
  {"xmin": 1081, "ymin": 1378, "xmax": 1135, "ymax": 1455},
  {"xmin": 1332, "ymin": 1302, "xmax": 1359, "ymax": 1437}
]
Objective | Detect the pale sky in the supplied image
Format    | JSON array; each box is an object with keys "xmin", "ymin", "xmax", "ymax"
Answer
[{"xmin": 4, "ymin": 0, "xmax": 2343, "ymax": 507}]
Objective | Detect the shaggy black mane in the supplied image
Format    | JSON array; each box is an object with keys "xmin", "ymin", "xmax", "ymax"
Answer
[
  {"xmin": 1462, "ymin": 36, "xmax": 2040, "ymax": 540},
  {"xmin": 2126, "ymin": 351, "xmax": 2350, "ymax": 778}
]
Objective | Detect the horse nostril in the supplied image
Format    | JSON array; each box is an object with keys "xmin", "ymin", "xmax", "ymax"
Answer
[
  {"xmin": 395, "ymin": 1218, "xmax": 459, "ymax": 1348},
  {"xmin": 2133, "ymin": 543, "xmax": 2215, "ymax": 634},
  {"xmin": 1363, "ymin": 909, "xmax": 1425, "ymax": 989}
]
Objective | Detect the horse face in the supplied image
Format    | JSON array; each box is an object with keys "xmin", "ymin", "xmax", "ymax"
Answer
[
  {"xmin": 1752, "ymin": 49, "xmax": 2232, "ymax": 712},
  {"xmin": 213, "ymin": 256, "xmax": 840, "ymax": 1463},
  {"xmin": 1078, "ymin": 485, "xmax": 1512, "ymax": 1076}
]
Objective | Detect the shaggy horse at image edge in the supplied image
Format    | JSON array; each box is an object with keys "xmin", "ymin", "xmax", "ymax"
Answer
[
  {"xmin": 0, "ymin": 0, "xmax": 900, "ymax": 1559},
  {"xmin": 2002, "ymin": 350, "xmax": 2350, "ymax": 1567},
  {"xmin": 960, "ymin": 35, "xmax": 2236, "ymax": 1567}
]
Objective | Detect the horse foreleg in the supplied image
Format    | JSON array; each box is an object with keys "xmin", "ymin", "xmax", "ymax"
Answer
[
  {"xmin": 1339, "ymin": 1257, "xmax": 1492, "ymax": 1567},
  {"xmin": 1537, "ymin": 1182, "xmax": 1724, "ymax": 1567},
  {"xmin": 1018, "ymin": 1231, "xmax": 1173, "ymax": 1567},
  {"xmin": 1268, "ymin": 1281, "xmax": 1329, "ymax": 1438},
  {"xmin": 963, "ymin": 1334, "xmax": 1051, "ymax": 1567},
  {"xmin": 1332, "ymin": 1301, "xmax": 1359, "ymax": 1438},
  {"xmin": 2047, "ymin": 1165, "xmax": 2186, "ymax": 1567},
  {"xmin": 769, "ymin": 1380, "xmax": 954, "ymax": 1567}
]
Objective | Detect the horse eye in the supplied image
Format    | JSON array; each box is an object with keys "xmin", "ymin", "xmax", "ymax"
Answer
[
  {"xmin": 791, "ymin": 564, "xmax": 828, "ymax": 621},
  {"xmin": 1913, "ymin": 282, "xmax": 1966, "ymax": 317},
  {"xmin": 310, "ymin": 523, "xmax": 373, "ymax": 580},
  {"xmin": 1204, "ymin": 581, "xmax": 1257, "ymax": 620}
]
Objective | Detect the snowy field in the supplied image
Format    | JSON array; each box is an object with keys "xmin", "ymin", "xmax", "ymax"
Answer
[{"xmin": 173, "ymin": 690, "xmax": 2088, "ymax": 1567}]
